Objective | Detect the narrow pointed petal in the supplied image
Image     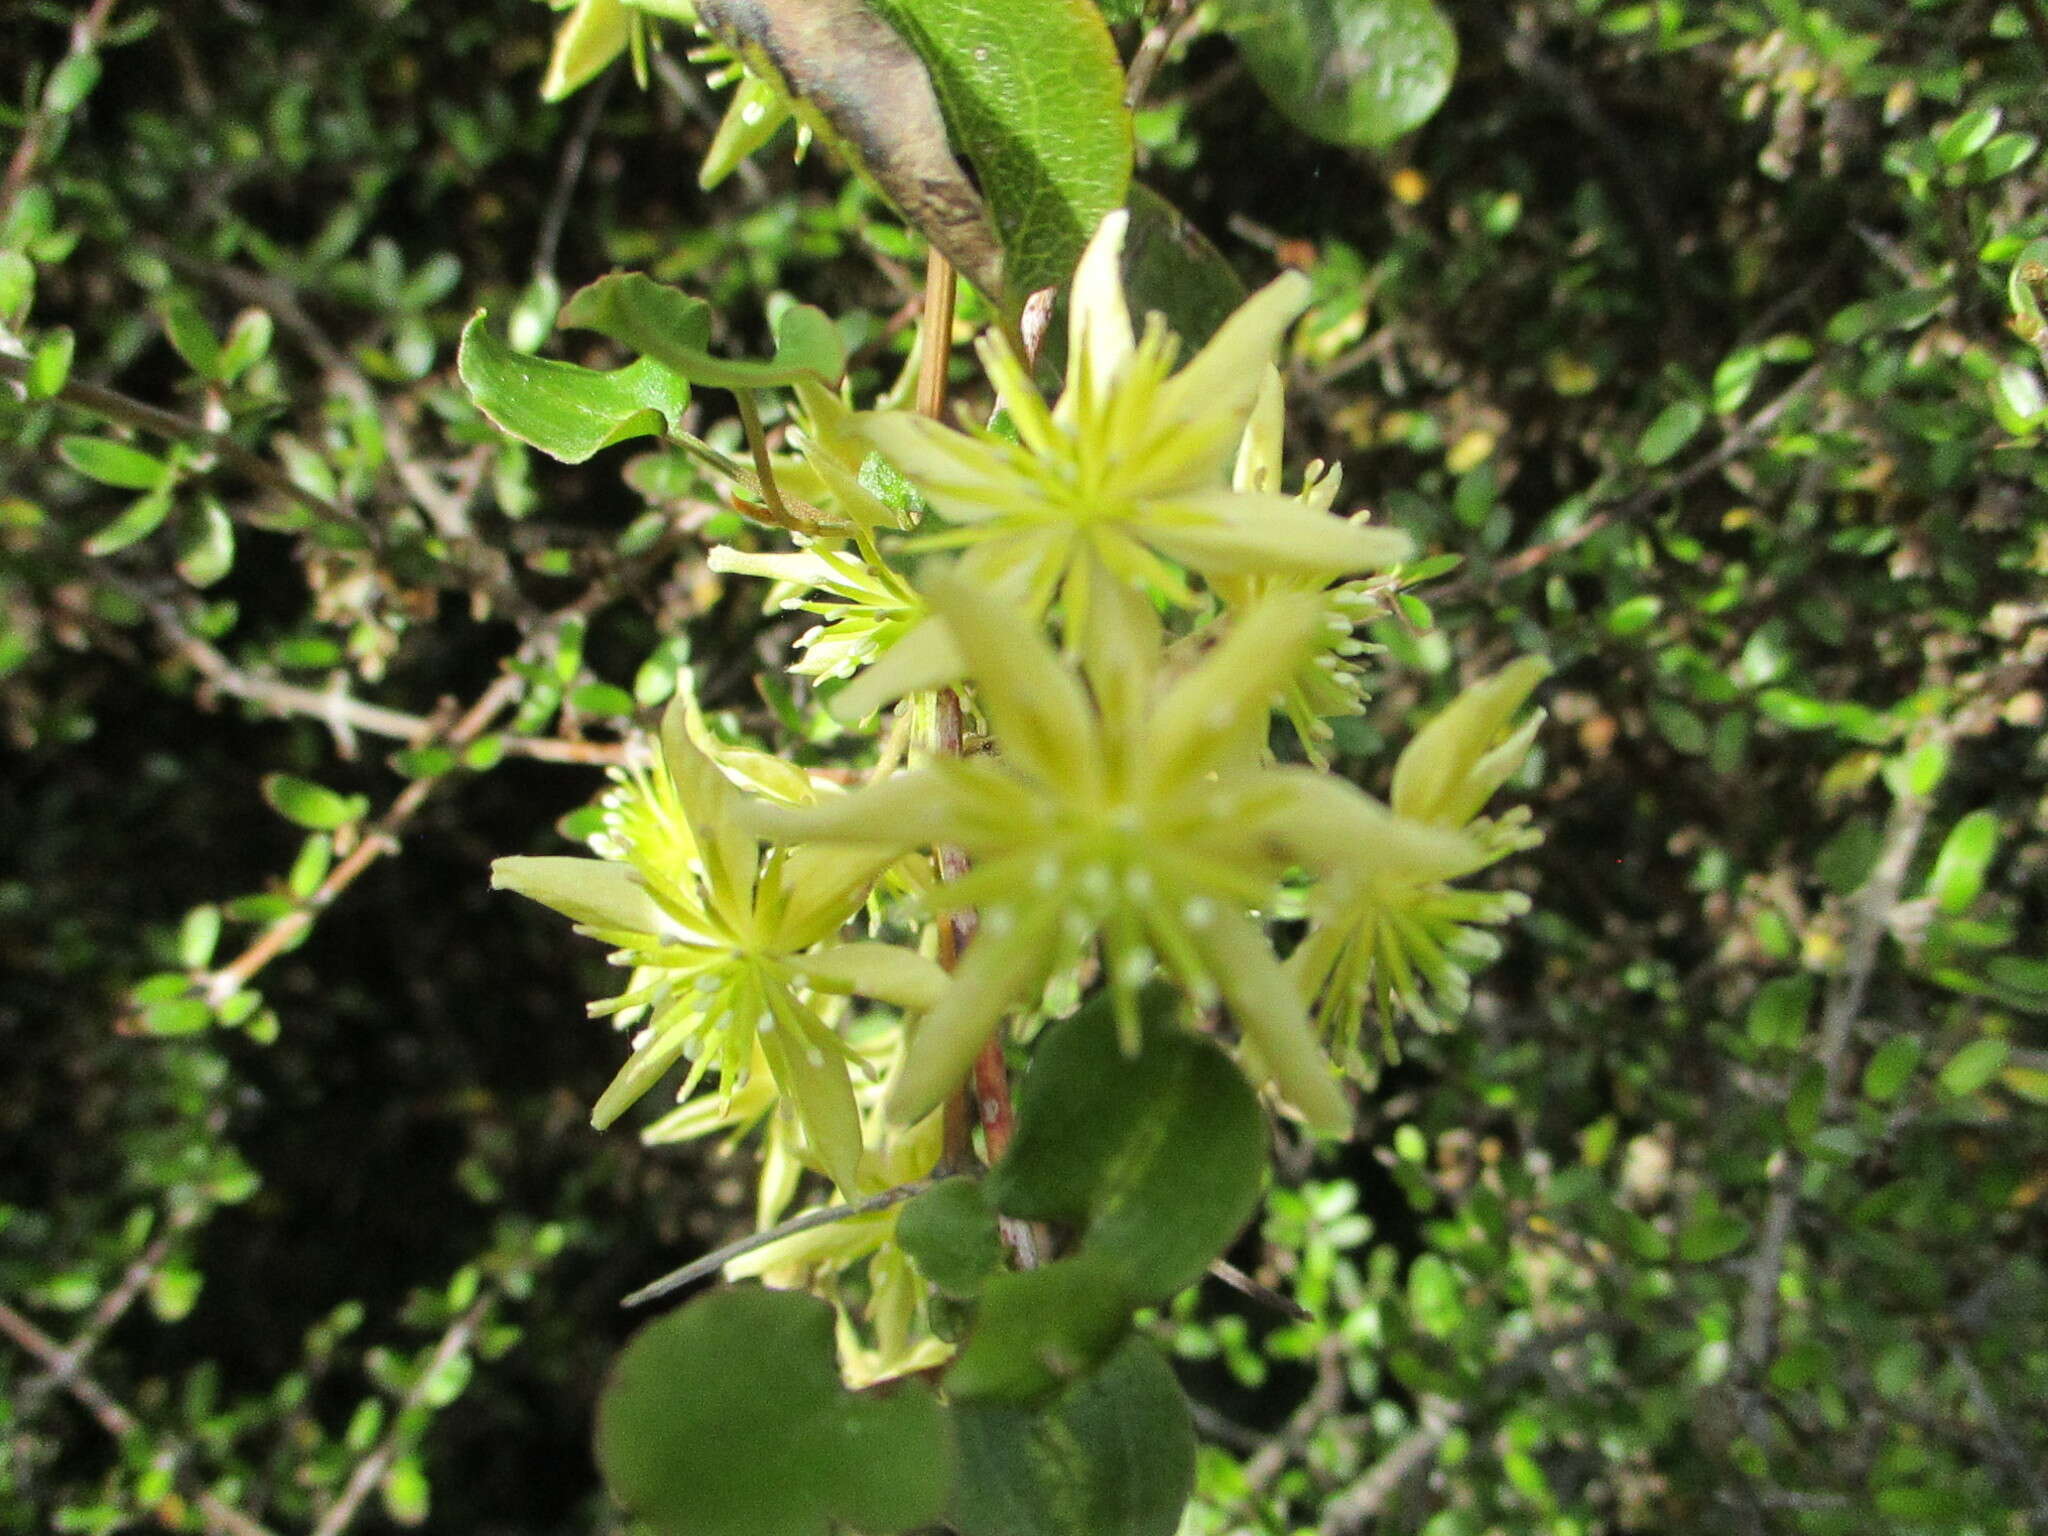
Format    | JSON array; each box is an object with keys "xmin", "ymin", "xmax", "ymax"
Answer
[
  {"xmin": 1259, "ymin": 771, "xmax": 1494, "ymax": 886},
  {"xmin": 857, "ymin": 411, "xmax": 1027, "ymax": 526},
  {"xmin": 1391, "ymin": 657, "xmax": 1551, "ymax": 827},
  {"xmin": 1154, "ymin": 270, "xmax": 1310, "ymax": 441},
  {"xmin": 794, "ymin": 941, "xmax": 951, "ymax": 1011},
  {"xmin": 1147, "ymin": 594, "xmax": 1325, "ymax": 789},
  {"xmin": 491, "ymin": 856, "xmax": 665, "ymax": 934},
  {"xmin": 740, "ymin": 768, "xmax": 963, "ymax": 854},
  {"xmin": 924, "ymin": 574, "xmax": 1105, "ymax": 793},
  {"xmin": 827, "ymin": 613, "xmax": 966, "ymax": 723},
  {"xmin": 1233, "ymin": 366, "xmax": 1286, "ymax": 493},
  {"xmin": 776, "ymin": 844, "xmax": 897, "ymax": 946},
  {"xmin": 1198, "ymin": 908, "xmax": 1351, "ymax": 1135},
  {"xmin": 762, "ymin": 988, "xmax": 865, "ymax": 1194},
  {"xmin": 1066, "ymin": 210, "xmax": 1135, "ymax": 410},
  {"xmin": 592, "ymin": 1023, "xmax": 695, "ymax": 1130},
  {"xmin": 1077, "ymin": 566, "xmax": 1161, "ymax": 736},
  {"xmin": 1148, "ymin": 491, "xmax": 1414, "ymax": 577},
  {"xmin": 883, "ymin": 909, "xmax": 1057, "ymax": 1126},
  {"xmin": 659, "ymin": 697, "xmax": 757, "ymax": 906}
]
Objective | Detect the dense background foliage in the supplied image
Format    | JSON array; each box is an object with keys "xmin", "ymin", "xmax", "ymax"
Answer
[{"xmin": 5, "ymin": 1, "xmax": 2044, "ymax": 1532}]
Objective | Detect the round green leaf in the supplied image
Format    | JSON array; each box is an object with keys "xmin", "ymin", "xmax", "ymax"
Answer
[
  {"xmin": 1938, "ymin": 1038, "xmax": 2009, "ymax": 1097},
  {"xmin": 943, "ymin": 1252, "xmax": 1136, "ymax": 1404},
  {"xmin": 1862, "ymin": 1036, "xmax": 1922, "ymax": 1102},
  {"xmin": 949, "ymin": 1337, "xmax": 1195, "ymax": 1536},
  {"xmin": 458, "ymin": 310, "xmax": 691, "ymax": 464},
  {"xmin": 984, "ymin": 987, "xmax": 1267, "ymax": 1303},
  {"xmin": 560, "ymin": 274, "xmax": 844, "ymax": 388},
  {"xmin": 1220, "ymin": 0, "xmax": 1457, "ymax": 149},
  {"xmin": 596, "ymin": 1287, "xmax": 954, "ymax": 1536},
  {"xmin": 897, "ymin": 1177, "xmax": 1004, "ymax": 1298}
]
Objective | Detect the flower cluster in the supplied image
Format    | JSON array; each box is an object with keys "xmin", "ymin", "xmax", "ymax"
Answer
[{"xmin": 494, "ymin": 209, "xmax": 1544, "ymax": 1376}]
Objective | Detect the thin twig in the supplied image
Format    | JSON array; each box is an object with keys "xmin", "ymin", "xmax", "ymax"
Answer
[
  {"xmin": 1244, "ymin": 1337, "xmax": 1347, "ymax": 1491},
  {"xmin": 1123, "ymin": 0, "xmax": 1202, "ymax": 113},
  {"xmin": 0, "ymin": 353, "xmax": 373, "ymax": 543},
  {"xmin": 1, "ymin": 0, "xmax": 121, "ymax": 215},
  {"xmin": 622, "ymin": 1180, "xmax": 939, "ymax": 1308},
  {"xmin": 1738, "ymin": 764, "xmax": 1939, "ymax": 1369},
  {"xmin": 1318, "ymin": 1397, "xmax": 1459, "ymax": 1534},
  {"xmin": 14, "ymin": 1203, "xmax": 203, "ymax": 1418},
  {"xmin": 534, "ymin": 66, "xmax": 616, "ymax": 280},
  {"xmin": 915, "ymin": 247, "xmax": 958, "ymax": 421},
  {"xmin": 308, "ymin": 1295, "xmax": 492, "ymax": 1536},
  {"xmin": 0, "ymin": 1300, "xmax": 280, "ymax": 1536}
]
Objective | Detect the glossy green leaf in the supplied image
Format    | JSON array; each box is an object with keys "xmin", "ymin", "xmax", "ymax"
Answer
[
  {"xmin": 458, "ymin": 311, "xmax": 691, "ymax": 464},
  {"xmin": 985, "ymin": 987, "xmax": 1266, "ymax": 1303},
  {"xmin": 950, "ymin": 1337, "xmax": 1194, "ymax": 1536},
  {"xmin": 59, "ymin": 435, "xmax": 172, "ymax": 491},
  {"xmin": 262, "ymin": 774, "xmax": 370, "ymax": 831},
  {"xmin": 868, "ymin": 0, "xmax": 1133, "ymax": 296},
  {"xmin": 897, "ymin": 1177, "xmax": 1004, "ymax": 1298},
  {"xmin": 561, "ymin": 274, "xmax": 844, "ymax": 388},
  {"xmin": 217, "ymin": 308, "xmax": 275, "ymax": 382},
  {"xmin": 160, "ymin": 294, "xmax": 222, "ymax": 380},
  {"xmin": 595, "ymin": 1287, "xmax": 953, "ymax": 1536},
  {"xmin": 943, "ymin": 1252, "xmax": 1137, "ymax": 1403},
  {"xmin": 541, "ymin": 0, "xmax": 631, "ymax": 102},
  {"xmin": 1926, "ymin": 809, "xmax": 1996, "ymax": 914},
  {"xmin": 1219, "ymin": 0, "xmax": 1456, "ymax": 149}
]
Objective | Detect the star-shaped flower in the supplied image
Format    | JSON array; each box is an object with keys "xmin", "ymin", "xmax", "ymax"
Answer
[
  {"xmin": 829, "ymin": 211, "xmax": 1411, "ymax": 720},
  {"xmin": 491, "ymin": 695, "xmax": 949, "ymax": 1191},
  {"xmin": 745, "ymin": 574, "xmax": 1487, "ymax": 1135}
]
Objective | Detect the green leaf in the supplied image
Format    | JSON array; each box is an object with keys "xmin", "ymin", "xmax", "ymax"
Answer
[
  {"xmin": 1745, "ymin": 976, "xmax": 1813, "ymax": 1051},
  {"xmin": 44, "ymin": 51, "xmax": 103, "ymax": 114},
  {"xmin": 380, "ymin": 1456, "xmax": 430, "ymax": 1526},
  {"xmin": 1862, "ymin": 1035, "xmax": 1922, "ymax": 1102},
  {"xmin": 949, "ymin": 1337, "xmax": 1194, "ymax": 1536},
  {"xmin": 868, "ymin": 0, "xmax": 1133, "ymax": 296},
  {"xmin": 1935, "ymin": 104, "xmax": 2000, "ymax": 165},
  {"xmin": 542, "ymin": 0, "xmax": 632, "ymax": 102},
  {"xmin": 1926, "ymin": 809, "xmax": 1996, "ymax": 914},
  {"xmin": 1677, "ymin": 1197, "xmax": 1750, "ymax": 1263},
  {"xmin": 1605, "ymin": 594, "xmax": 1662, "ymax": 637},
  {"xmin": 1406, "ymin": 1253, "xmax": 1463, "ymax": 1337},
  {"xmin": 458, "ymin": 311, "xmax": 691, "ymax": 464},
  {"xmin": 1040, "ymin": 184, "xmax": 1247, "ymax": 380},
  {"xmin": 2008, "ymin": 237, "xmax": 2048, "ymax": 347},
  {"xmin": 160, "ymin": 294, "xmax": 222, "ymax": 380},
  {"xmin": 177, "ymin": 904, "xmax": 222, "ymax": 970},
  {"xmin": 1938, "ymin": 1038, "xmax": 2008, "ymax": 1097},
  {"xmin": 897, "ymin": 1177, "xmax": 1004, "ymax": 1298},
  {"xmin": 261, "ymin": 774, "xmax": 370, "ymax": 831},
  {"xmin": 560, "ymin": 274, "xmax": 844, "ymax": 389},
  {"xmin": 175, "ymin": 497, "xmax": 236, "ymax": 587},
  {"xmin": 595, "ymin": 1287, "xmax": 953, "ymax": 1536},
  {"xmin": 59, "ymin": 435, "xmax": 172, "ymax": 491},
  {"xmin": 1635, "ymin": 399, "xmax": 1706, "ymax": 466},
  {"xmin": 1219, "ymin": 0, "xmax": 1457, "ymax": 149},
  {"xmin": 83, "ymin": 485, "xmax": 176, "ymax": 556},
  {"xmin": 943, "ymin": 1251, "xmax": 1137, "ymax": 1403},
  {"xmin": 217, "ymin": 309, "xmax": 275, "ymax": 383},
  {"xmin": 26, "ymin": 326, "xmax": 74, "ymax": 398},
  {"xmin": 0, "ymin": 251, "xmax": 33, "ymax": 324},
  {"xmin": 985, "ymin": 987, "xmax": 1267, "ymax": 1303}
]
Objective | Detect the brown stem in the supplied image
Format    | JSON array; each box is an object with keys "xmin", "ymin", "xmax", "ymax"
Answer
[
  {"xmin": 1, "ymin": 0, "xmax": 121, "ymax": 215},
  {"xmin": 732, "ymin": 388, "xmax": 793, "ymax": 525},
  {"xmin": 915, "ymin": 247, "xmax": 958, "ymax": 420}
]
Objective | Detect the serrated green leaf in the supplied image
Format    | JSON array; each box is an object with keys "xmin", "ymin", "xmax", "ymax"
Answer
[
  {"xmin": 560, "ymin": 274, "xmax": 844, "ymax": 388},
  {"xmin": 950, "ymin": 1337, "xmax": 1194, "ymax": 1536},
  {"xmin": 985, "ymin": 987, "xmax": 1266, "ymax": 1303},
  {"xmin": 59, "ymin": 435, "xmax": 172, "ymax": 491},
  {"xmin": 1219, "ymin": 0, "xmax": 1457, "ymax": 149},
  {"xmin": 458, "ymin": 311, "xmax": 691, "ymax": 464},
  {"xmin": 595, "ymin": 1287, "xmax": 953, "ymax": 1536},
  {"xmin": 262, "ymin": 774, "xmax": 368, "ymax": 831},
  {"xmin": 897, "ymin": 1177, "xmax": 1004, "ymax": 1298}
]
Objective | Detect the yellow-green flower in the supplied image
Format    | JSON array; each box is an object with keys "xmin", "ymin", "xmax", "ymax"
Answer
[
  {"xmin": 831, "ymin": 211, "xmax": 1410, "ymax": 720},
  {"xmin": 491, "ymin": 695, "xmax": 949, "ymax": 1191},
  {"xmin": 745, "ymin": 574, "xmax": 1487, "ymax": 1136},
  {"xmin": 1289, "ymin": 657, "xmax": 1548, "ymax": 1065}
]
